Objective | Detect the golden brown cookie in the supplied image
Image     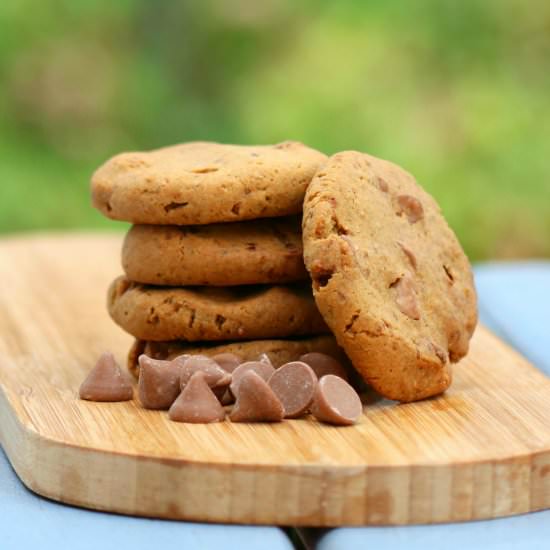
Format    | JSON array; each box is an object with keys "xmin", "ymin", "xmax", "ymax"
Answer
[
  {"xmin": 108, "ymin": 276, "xmax": 329, "ymax": 342},
  {"xmin": 127, "ymin": 335, "xmax": 348, "ymax": 378},
  {"xmin": 122, "ymin": 216, "xmax": 307, "ymax": 286},
  {"xmin": 302, "ymin": 151, "xmax": 477, "ymax": 402},
  {"xmin": 92, "ymin": 141, "xmax": 326, "ymax": 225}
]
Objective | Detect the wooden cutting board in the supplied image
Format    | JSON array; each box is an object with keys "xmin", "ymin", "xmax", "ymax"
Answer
[{"xmin": 0, "ymin": 234, "xmax": 549, "ymax": 526}]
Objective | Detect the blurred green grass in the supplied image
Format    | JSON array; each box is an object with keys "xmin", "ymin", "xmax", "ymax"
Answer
[{"xmin": 1, "ymin": 0, "xmax": 549, "ymax": 260}]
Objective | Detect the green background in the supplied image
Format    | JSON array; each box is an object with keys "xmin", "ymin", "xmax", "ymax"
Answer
[{"xmin": 1, "ymin": 0, "xmax": 549, "ymax": 260}]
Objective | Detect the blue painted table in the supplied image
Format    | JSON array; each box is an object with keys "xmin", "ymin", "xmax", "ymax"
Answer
[{"xmin": 1, "ymin": 262, "xmax": 548, "ymax": 549}]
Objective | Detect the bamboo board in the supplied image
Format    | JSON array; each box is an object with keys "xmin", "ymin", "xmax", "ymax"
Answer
[{"xmin": 0, "ymin": 234, "xmax": 549, "ymax": 526}]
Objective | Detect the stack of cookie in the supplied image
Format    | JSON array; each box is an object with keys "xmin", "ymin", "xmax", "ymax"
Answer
[
  {"xmin": 92, "ymin": 141, "xmax": 478, "ymax": 405},
  {"xmin": 91, "ymin": 141, "xmax": 347, "ymax": 377}
]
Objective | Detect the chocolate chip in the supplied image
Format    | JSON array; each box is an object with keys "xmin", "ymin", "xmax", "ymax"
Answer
[
  {"xmin": 137, "ymin": 355, "xmax": 182, "ymax": 409},
  {"xmin": 229, "ymin": 371, "xmax": 284, "ymax": 423},
  {"xmin": 211, "ymin": 352, "xmax": 242, "ymax": 373},
  {"xmin": 257, "ymin": 353, "xmax": 274, "ymax": 367},
  {"xmin": 390, "ymin": 273, "xmax": 421, "ymax": 320},
  {"xmin": 268, "ymin": 361, "xmax": 317, "ymax": 418},
  {"xmin": 341, "ymin": 235, "xmax": 370, "ymax": 279},
  {"xmin": 229, "ymin": 361, "xmax": 275, "ymax": 397},
  {"xmin": 395, "ymin": 194, "xmax": 424, "ymax": 223},
  {"xmin": 79, "ymin": 352, "xmax": 133, "ymax": 402},
  {"xmin": 417, "ymin": 338, "xmax": 448, "ymax": 364},
  {"xmin": 171, "ymin": 353, "xmax": 190, "ymax": 368},
  {"xmin": 377, "ymin": 176, "xmax": 389, "ymax": 192},
  {"xmin": 311, "ymin": 375, "xmax": 362, "ymax": 425},
  {"xmin": 169, "ymin": 372, "xmax": 225, "ymax": 423},
  {"xmin": 397, "ymin": 241, "xmax": 417, "ymax": 270},
  {"xmin": 180, "ymin": 355, "xmax": 231, "ymax": 390},
  {"xmin": 299, "ymin": 352, "xmax": 349, "ymax": 381},
  {"xmin": 179, "ymin": 355, "xmax": 231, "ymax": 401},
  {"xmin": 219, "ymin": 389, "xmax": 235, "ymax": 406}
]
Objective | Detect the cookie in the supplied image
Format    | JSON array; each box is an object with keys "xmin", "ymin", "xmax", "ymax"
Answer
[
  {"xmin": 127, "ymin": 335, "xmax": 348, "ymax": 378},
  {"xmin": 302, "ymin": 151, "xmax": 477, "ymax": 402},
  {"xmin": 122, "ymin": 216, "xmax": 307, "ymax": 286},
  {"xmin": 108, "ymin": 276, "xmax": 329, "ymax": 342},
  {"xmin": 92, "ymin": 141, "xmax": 326, "ymax": 225}
]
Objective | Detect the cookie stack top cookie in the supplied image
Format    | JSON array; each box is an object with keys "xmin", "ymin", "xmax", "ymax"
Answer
[{"xmin": 92, "ymin": 141, "xmax": 327, "ymax": 225}]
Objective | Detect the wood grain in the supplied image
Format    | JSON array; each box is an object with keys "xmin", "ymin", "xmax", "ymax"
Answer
[{"xmin": 0, "ymin": 234, "xmax": 549, "ymax": 526}]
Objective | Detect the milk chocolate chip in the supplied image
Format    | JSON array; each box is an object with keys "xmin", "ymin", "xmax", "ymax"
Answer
[
  {"xmin": 79, "ymin": 352, "xmax": 133, "ymax": 402},
  {"xmin": 138, "ymin": 355, "xmax": 182, "ymax": 409},
  {"xmin": 229, "ymin": 371, "xmax": 284, "ymax": 423},
  {"xmin": 417, "ymin": 338, "xmax": 449, "ymax": 364},
  {"xmin": 396, "ymin": 241, "xmax": 417, "ymax": 270},
  {"xmin": 211, "ymin": 352, "xmax": 242, "ymax": 373},
  {"xmin": 210, "ymin": 353, "xmax": 241, "ymax": 405},
  {"xmin": 299, "ymin": 352, "xmax": 349, "ymax": 381},
  {"xmin": 268, "ymin": 361, "xmax": 317, "ymax": 418},
  {"xmin": 169, "ymin": 372, "xmax": 225, "ymax": 423},
  {"xmin": 257, "ymin": 353, "xmax": 274, "ymax": 367},
  {"xmin": 391, "ymin": 273, "xmax": 420, "ymax": 320},
  {"xmin": 219, "ymin": 389, "xmax": 235, "ymax": 406},
  {"xmin": 376, "ymin": 176, "xmax": 389, "ymax": 192},
  {"xmin": 179, "ymin": 355, "xmax": 231, "ymax": 390},
  {"xmin": 311, "ymin": 375, "xmax": 362, "ymax": 425},
  {"xmin": 171, "ymin": 353, "xmax": 191, "ymax": 366},
  {"xmin": 229, "ymin": 361, "xmax": 275, "ymax": 397},
  {"xmin": 396, "ymin": 194, "xmax": 424, "ymax": 223}
]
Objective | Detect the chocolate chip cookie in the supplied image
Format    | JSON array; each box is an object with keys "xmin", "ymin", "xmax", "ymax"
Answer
[
  {"xmin": 127, "ymin": 334, "xmax": 348, "ymax": 378},
  {"xmin": 302, "ymin": 151, "xmax": 477, "ymax": 402},
  {"xmin": 122, "ymin": 216, "xmax": 307, "ymax": 286},
  {"xmin": 92, "ymin": 141, "xmax": 326, "ymax": 225},
  {"xmin": 108, "ymin": 276, "xmax": 329, "ymax": 342}
]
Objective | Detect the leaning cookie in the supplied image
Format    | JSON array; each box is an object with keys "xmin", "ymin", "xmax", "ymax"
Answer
[
  {"xmin": 122, "ymin": 216, "xmax": 307, "ymax": 286},
  {"xmin": 108, "ymin": 276, "xmax": 329, "ymax": 342},
  {"xmin": 127, "ymin": 335, "xmax": 349, "ymax": 378},
  {"xmin": 92, "ymin": 141, "xmax": 326, "ymax": 225},
  {"xmin": 302, "ymin": 151, "xmax": 477, "ymax": 402}
]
